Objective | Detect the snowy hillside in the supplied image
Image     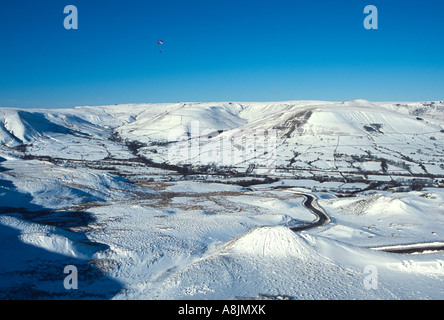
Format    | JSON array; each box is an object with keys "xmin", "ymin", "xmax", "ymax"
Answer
[
  {"xmin": 2, "ymin": 99, "xmax": 443, "ymax": 179},
  {"xmin": 1, "ymin": 100, "xmax": 444, "ymax": 299}
]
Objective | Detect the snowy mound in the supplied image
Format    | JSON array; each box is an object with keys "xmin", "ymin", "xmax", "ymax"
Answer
[
  {"xmin": 0, "ymin": 110, "xmax": 74, "ymax": 144},
  {"xmin": 341, "ymin": 99, "xmax": 379, "ymax": 108},
  {"xmin": 302, "ymin": 102, "xmax": 427, "ymax": 136},
  {"xmin": 0, "ymin": 109, "xmax": 107, "ymax": 145},
  {"xmin": 222, "ymin": 226, "xmax": 316, "ymax": 258},
  {"xmin": 2, "ymin": 99, "xmax": 444, "ymax": 176},
  {"xmin": 116, "ymin": 102, "xmax": 247, "ymax": 142}
]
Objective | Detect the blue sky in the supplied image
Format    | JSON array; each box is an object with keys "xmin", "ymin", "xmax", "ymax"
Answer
[{"xmin": 0, "ymin": 0, "xmax": 443, "ymax": 108}]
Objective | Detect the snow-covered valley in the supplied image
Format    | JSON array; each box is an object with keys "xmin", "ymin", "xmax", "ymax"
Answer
[{"xmin": 1, "ymin": 100, "xmax": 444, "ymax": 299}]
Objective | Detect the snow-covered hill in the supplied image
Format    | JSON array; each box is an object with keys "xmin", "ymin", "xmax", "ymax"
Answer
[
  {"xmin": 1, "ymin": 99, "xmax": 443, "ymax": 199},
  {"xmin": 2, "ymin": 99, "xmax": 443, "ymax": 179},
  {"xmin": 1, "ymin": 100, "xmax": 444, "ymax": 300}
]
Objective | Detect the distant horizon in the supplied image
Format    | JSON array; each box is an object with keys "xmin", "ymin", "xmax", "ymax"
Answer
[
  {"xmin": 1, "ymin": 0, "xmax": 443, "ymax": 109},
  {"xmin": 2, "ymin": 98, "xmax": 444, "ymax": 110}
]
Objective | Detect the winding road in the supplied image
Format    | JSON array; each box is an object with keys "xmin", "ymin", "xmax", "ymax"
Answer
[
  {"xmin": 286, "ymin": 191, "xmax": 331, "ymax": 232},
  {"xmin": 280, "ymin": 188, "xmax": 444, "ymax": 254}
]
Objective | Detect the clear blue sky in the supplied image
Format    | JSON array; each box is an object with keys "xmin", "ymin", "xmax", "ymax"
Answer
[{"xmin": 0, "ymin": 0, "xmax": 443, "ymax": 108}]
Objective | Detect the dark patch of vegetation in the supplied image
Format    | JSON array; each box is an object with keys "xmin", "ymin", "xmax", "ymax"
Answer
[
  {"xmin": 364, "ymin": 126, "xmax": 377, "ymax": 133},
  {"xmin": 109, "ymin": 131, "xmax": 122, "ymax": 142},
  {"xmin": 380, "ymin": 158, "xmax": 388, "ymax": 173},
  {"xmin": 126, "ymin": 140, "xmax": 148, "ymax": 154},
  {"xmin": 274, "ymin": 110, "xmax": 313, "ymax": 138},
  {"xmin": 232, "ymin": 177, "xmax": 280, "ymax": 187},
  {"xmin": 364, "ymin": 123, "xmax": 383, "ymax": 134},
  {"xmin": 149, "ymin": 140, "xmax": 174, "ymax": 147},
  {"xmin": 13, "ymin": 144, "xmax": 28, "ymax": 153}
]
